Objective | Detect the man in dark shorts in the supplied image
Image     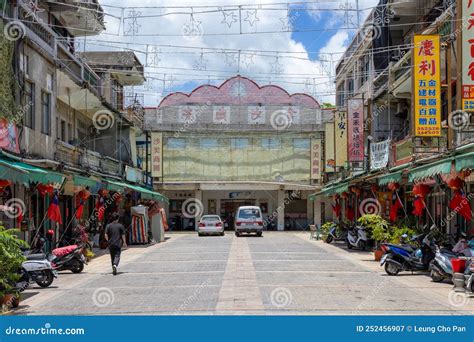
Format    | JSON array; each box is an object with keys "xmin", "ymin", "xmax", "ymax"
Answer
[{"xmin": 105, "ymin": 213, "xmax": 127, "ymax": 275}]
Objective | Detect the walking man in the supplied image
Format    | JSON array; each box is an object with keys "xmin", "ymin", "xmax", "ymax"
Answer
[{"xmin": 105, "ymin": 213, "xmax": 127, "ymax": 275}]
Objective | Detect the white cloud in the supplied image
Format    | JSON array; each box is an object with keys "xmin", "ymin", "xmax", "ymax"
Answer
[{"xmin": 80, "ymin": 0, "xmax": 379, "ymax": 106}]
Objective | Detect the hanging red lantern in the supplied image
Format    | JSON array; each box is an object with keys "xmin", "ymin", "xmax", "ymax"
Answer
[
  {"xmin": 341, "ymin": 191, "xmax": 349, "ymax": 199},
  {"xmin": 351, "ymin": 187, "xmax": 362, "ymax": 196},
  {"xmin": 77, "ymin": 189, "xmax": 91, "ymax": 200},
  {"xmin": 447, "ymin": 177, "xmax": 464, "ymax": 190},
  {"xmin": 412, "ymin": 183, "xmax": 431, "ymax": 198},
  {"xmin": 387, "ymin": 182, "xmax": 400, "ymax": 191},
  {"xmin": 37, "ymin": 183, "xmax": 54, "ymax": 197},
  {"xmin": 98, "ymin": 188, "xmax": 109, "ymax": 197},
  {"xmin": 0, "ymin": 179, "xmax": 11, "ymax": 189}
]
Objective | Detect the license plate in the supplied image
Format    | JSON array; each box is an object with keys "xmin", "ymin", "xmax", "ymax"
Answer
[{"xmin": 380, "ymin": 254, "xmax": 388, "ymax": 266}]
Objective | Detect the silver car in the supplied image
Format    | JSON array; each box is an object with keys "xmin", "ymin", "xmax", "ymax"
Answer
[
  {"xmin": 234, "ymin": 206, "xmax": 263, "ymax": 237},
  {"xmin": 198, "ymin": 215, "xmax": 225, "ymax": 236}
]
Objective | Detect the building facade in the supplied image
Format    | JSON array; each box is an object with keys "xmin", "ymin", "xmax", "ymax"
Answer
[
  {"xmin": 318, "ymin": 0, "xmax": 474, "ymax": 237},
  {"xmin": 145, "ymin": 76, "xmax": 330, "ymax": 230}
]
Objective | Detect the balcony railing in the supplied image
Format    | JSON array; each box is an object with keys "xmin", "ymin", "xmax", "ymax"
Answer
[
  {"xmin": 55, "ymin": 140, "xmax": 123, "ymax": 177},
  {"xmin": 15, "ymin": 3, "xmax": 101, "ymax": 96}
]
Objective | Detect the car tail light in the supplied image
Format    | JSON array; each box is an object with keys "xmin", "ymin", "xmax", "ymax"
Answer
[
  {"xmin": 199, "ymin": 223, "xmax": 205, "ymax": 227},
  {"xmin": 256, "ymin": 221, "xmax": 263, "ymax": 225},
  {"xmin": 216, "ymin": 222, "xmax": 222, "ymax": 227},
  {"xmin": 236, "ymin": 221, "xmax": 242, "ymax": 226}
]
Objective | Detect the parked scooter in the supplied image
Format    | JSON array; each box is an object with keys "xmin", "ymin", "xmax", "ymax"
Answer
[
  {"xmin": 346, "ymin": 225, "xmax": 367, "ymax": 250},
  {"xmin": 22, "ymin": 253, "xmax": 57, "ymax": 288},
  {"xmin": 380, "ymin": 233, "xmax": 436, "ymax": 276},
  {"xmin": 49, "ymin": 244, "xmax": 87, "ymax": 273},
  {"xmin": 430, "ymin": 238, "xmax": 474, "ymax": 282},
  {"xmin": 325, "ymin": 223, "xmax": 345, "ymax": 244}
]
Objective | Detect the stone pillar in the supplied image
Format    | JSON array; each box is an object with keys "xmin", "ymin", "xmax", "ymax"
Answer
[
  {"xmin": 277, "ymin": 189, "xmax": 285, "ymax": 231},
  {"xmin": 314, "ymin": 198, "xmax": 322, "ymax": 228},
  {"xmin": 195, "ymin": 189, "xmax": 203, "ymax": 230}
]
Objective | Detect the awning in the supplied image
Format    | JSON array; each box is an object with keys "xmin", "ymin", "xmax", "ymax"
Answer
[
  {"xmin": 378, "ymin": 171, "xmax": 403, "ymax": 186},
  {"xmin": 408, "ymin": 158, "xmax": 453, "ymax": 183},
  {"xmin": 72, "ymin": 175, "xmax": 105, "ymax": 194},
  {"xmin": 455, "ymin": 151, "xmax": 474, "ymax": 172},
  {"xmin": 0, "ymin": 157, "xmax": 65, "ymax": 185},
  {"xmin": 107, "ymin": 180, "xmax": 168, "ymax": 203}
]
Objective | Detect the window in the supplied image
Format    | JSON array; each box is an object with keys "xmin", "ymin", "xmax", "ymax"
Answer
[
  {"xmin": 231, "ymin": 138, "xmax": 249, "ymax": 149},
  {"xmin": 336, "ymin": 83, "xmax": 345, "ymax": 107},
  {"xmin": 19, "ymin": 52, "xmax": 29, "ymax": 75},
  {"xmin": 261, "ymin": 138, "xmax": 281, "ymax": 149},
  {"xmin": 360, "ymin": 55, "xmax": 369, "ymax": 86},
  {"xmin": 60, "ymin": 120, "xmax": 66, "ymax": 141},
  {"xmin": 68, "ymin": 123, "xmax": 73, "ymax": 142},
  {"xmin": 347, "ymin": 78, "xmax": 354, "ymax": 98},
  {"xmin": 200, "ymin": 138, "xmax": 218, "ymax": 149},
  {"xmin": 167, "ymin": 138, "xmax": 186, "ymax": 149},
  {"xmin": 23, "ymin": 81, "xmax": 35, "ymax": 128},
  {"xmin": 41, "ymin": 91, "xmax": 51, "ymax": 135},
  {"xmin": 293, "ymin": 138, "xmax": 310, "ymax": 150}
]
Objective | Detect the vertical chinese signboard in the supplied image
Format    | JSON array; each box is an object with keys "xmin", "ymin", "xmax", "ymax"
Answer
[
  {"xmin": 412, "ymin": 34, "xmax": 441, "ymax": 136},
  {"xmin": 334, "ymin": 111, "xmax": 347, "ymax": 167},
  {"xmin": 347, "ymin": 99, "xmax": 364, "ymax": 162},
  {"xmin": 324, "ymin": 122, "xmax": 335, "ymax": 172},
  {"xmin": 310, "ymin": 139, "xmax": 322, "ymax": 180},
  {"xmin": 462, "ymin": 0, "xmax": 474, "ymax": 110},
  {"xmin": 151, "ymin": 132, "xmax": 163, "ymax": 178}
]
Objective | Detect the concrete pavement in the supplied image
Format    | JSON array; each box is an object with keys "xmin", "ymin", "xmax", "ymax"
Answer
[{"xmin": 15, "ymin": 232, "xmax": 474, "ymax": 315}]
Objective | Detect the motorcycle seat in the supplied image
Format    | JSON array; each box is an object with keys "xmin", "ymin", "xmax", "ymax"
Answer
[
  {"xmin": 24, "ymin": 253, "xmax": 47, "ymax": 260},
  {"xmin": 439, "ymin": 248, "xmax": 460, "ymax": 257}
]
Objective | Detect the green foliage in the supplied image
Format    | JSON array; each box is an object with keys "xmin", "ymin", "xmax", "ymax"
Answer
[
  {"xmin": 0, "ymin": 226, "xmax": 28, "ymax": 298},
  {"xmin": 321, "ymin": 221, "xmax": 337, "ymax": 236},
  {"xmin": 357, "ymin": 214, "xmax": 390, "ymax": 241},
  {"xmin": 389, "ymin": 225, "xmax": 416, "ymax": 244},
  {"xmin": 0, "ymin": 21, "xmax": 17, "ymax": 120}
]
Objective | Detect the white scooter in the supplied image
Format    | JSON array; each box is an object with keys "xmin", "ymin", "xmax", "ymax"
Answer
[
  {"xmin": 23, "ymin": 253, "xmax": 58, "ymax": 288},
  {"xmin": 346, "ymin": 225, "xmax": 368, "ymax": 251}
]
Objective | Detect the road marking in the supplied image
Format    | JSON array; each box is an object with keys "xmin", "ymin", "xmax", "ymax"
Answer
[{"xmin": 215, "ymin": 236, "xmax": 264, "ymax": 314}]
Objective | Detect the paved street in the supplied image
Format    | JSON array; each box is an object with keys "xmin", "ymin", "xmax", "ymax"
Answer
[{"xmin": 17, "ymin": 232, "xmax": 474, "ymax": 315}]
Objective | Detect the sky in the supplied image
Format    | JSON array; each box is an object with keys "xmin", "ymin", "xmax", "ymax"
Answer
[{"xmin": 80, "ymin": 0, "xmax": 379, "ymax": 107}]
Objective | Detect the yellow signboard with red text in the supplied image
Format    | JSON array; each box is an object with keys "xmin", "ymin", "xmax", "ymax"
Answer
[{"xmin": 412, "ymin": 34, "xmax": 441, "ymax": 137}]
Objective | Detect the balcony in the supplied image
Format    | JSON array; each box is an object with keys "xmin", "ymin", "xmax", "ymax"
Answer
[
  {"xmin": 55, "ymin": 140, "xmax": 122, "ymax": 177},
  {"xmin": 47, "ymin": 0, "xmax": 105, "ymax": 36}
]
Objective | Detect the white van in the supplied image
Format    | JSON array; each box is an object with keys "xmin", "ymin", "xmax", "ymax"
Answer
[{"xmin": 234, "ymin": 206, "xmax": 263, "ymax": 237}]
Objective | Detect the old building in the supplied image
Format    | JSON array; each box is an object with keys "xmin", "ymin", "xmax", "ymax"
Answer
[{"xmin": 145, "ymin": 75, "xmax": 330, "ymax": 230}]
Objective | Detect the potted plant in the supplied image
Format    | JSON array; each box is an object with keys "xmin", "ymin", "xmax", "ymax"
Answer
[
  {"xmin": 0, "ymin": 226, "xmax": 28, "ymax": 312},
  {"xmin": 357, "ymin": 214, "xmax": 390, "ymax": 261}
]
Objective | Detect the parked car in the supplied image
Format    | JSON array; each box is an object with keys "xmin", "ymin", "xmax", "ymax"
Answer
[
  {"xmin": 198, "ymin": 215, "xmax": 224, "ymax": 236},
  {"xmin": 234, "ymin": 206, "xmax": 263, "ymax": 237}
]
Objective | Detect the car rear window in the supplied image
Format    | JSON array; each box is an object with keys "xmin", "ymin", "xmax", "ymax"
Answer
[
  {"xmin": 201, "ymin": 216, "xmax": 220, "ymax": 221},
  {"xmin": 238, "ymin": 209, "xmax": 261, "ymax": 219}
]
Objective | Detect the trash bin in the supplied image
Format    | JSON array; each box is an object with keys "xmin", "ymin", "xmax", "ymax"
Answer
[{"xmin": 451, "ymin": 258, "xmax": 466, "ymax": 273}]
